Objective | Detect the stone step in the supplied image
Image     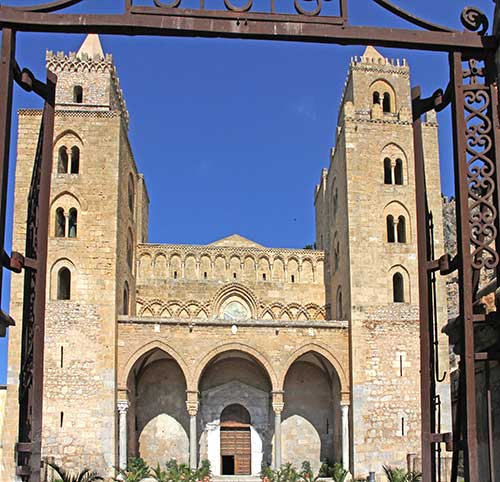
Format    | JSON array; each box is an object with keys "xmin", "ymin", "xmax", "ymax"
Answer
[{"xmin": 212, "ymin": 476, "xmax": 261, "ymax": 482}]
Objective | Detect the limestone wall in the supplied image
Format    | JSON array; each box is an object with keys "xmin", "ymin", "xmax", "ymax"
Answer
[{"xmin": 136, "ymin": 242, "xmax": 326, "ymax": 321}]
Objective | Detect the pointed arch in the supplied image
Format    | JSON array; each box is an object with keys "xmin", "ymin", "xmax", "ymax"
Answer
[
  {"xmin": 191, "ymin": 342, "xmax": 279, "ymax": 392},
  {"xmin": 279, "ymin": 343, "xmax": 349, "ymax": 393},
  {"xmin": 120, "ymin": 340, "xmax": 190, "ymax": 391}
]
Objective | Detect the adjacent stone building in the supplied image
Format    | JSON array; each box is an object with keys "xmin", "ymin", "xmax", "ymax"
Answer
[{"xmin": 1, "ymin": 37, "xmax": 451, "ymax": 481}]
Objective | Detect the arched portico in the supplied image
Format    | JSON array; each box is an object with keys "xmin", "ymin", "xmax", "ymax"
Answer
[
  {"xmin": 280, "ymin": 346, "xmax": 350, "ymax": 473},
  {"xmin": 122, "ymin": 346, "xmax": 191, "ymax": 469},
  {"xmin": 195, "ymin": 347, "xmax": 275, "ymax": 476}
]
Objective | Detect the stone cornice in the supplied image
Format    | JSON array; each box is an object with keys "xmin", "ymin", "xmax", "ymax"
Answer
[
  {"xmin": 138, "ymin": 243, "xmax": 324, "ymax": 259},
  {"xmin": 118, "ymin": 316, "xmax": 348, "ymax": 330}
]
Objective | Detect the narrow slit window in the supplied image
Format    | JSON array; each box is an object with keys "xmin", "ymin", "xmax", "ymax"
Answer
[
  {"xmin": 401, "ymin": 417, "xmax": 405, "ymax": 436},
  {"xmin": 123, "ymin": 283, "xmax": 129, "ymax": 315},
  {"xmin": 399, "ymin": 355, "xmax": 403, "ymax": 376},
  {"xmin": 60, "ymin": 346, "xmax": 64, "ymax": 368},
  {"xmin": 233, "ymin": 272, "xmax": 237, "ymax": 279},
  {"xmin": 127, "ymin": 232, "xmax": 133, "ymax": 269},
  {"xmin": 58, "ymin": 146, "xmax": 68, "ymax": 174},
  {"xmin": 394, "ymin": 158, "xmax": 403, "ymax": 185},
  {"xmin": 70, "ymin": 146, "xmax": 80, "ymax": 174},
  {"xmin": 68, "ymin": 208, "xmax": 77, "ymax": 238},
  {"xmin": 262, "ymin": 273, "xmax": 266, "ymax": 281},
  {"xmin": 387, "ymin": 215, "xmax": 395, "ymax": 243},
  {"xmin": 397, "ymin": 216, "xmax": 406, "ymax": 243},
  {"xmin": 57, "ymin": 267, "xmax": 71, "ymax": 301},
  {"xmin": 73, "ymin": 85, "xmax": 83, "ymax": 104},
  {"xmin": 383, "ymin": 92, "xmax": 391, "ymax": 113},
  {"xmin": 393, "ymin": 272, "xmax": 404, "ymax": 303},
  {"xmin": 291, "ymin": 275, "xmax": 295, "ymax": 283},
  {"xmin": 128, "ymin": 175, "xmax": 135, "ymax": 213},
  {"xmin": 204, "ymin": 272, "xmax": 207, "ymax": 279},
  {"xmin": 174, "ymin": 271, "xmax": 178, "ymax": 279},
  {"xmin": 60, "ymin": 411, "xmax": 64, "ymax": 428},
  {"xmin": 384, "ymin": 158, "xmax": 392, "ymax": 184},
  {"xmin": 55, "ymin": 208, "xmax": 65, "ymax": 237}
]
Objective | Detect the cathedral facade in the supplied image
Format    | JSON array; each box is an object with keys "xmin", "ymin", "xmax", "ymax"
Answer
[{"xmin": 1, "ymin": 37, "xmax": 451, "ymax": 481}]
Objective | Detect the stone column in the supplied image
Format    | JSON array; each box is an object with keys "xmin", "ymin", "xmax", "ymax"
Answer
[
  {"xmin": 390, "ymin": 159, "xmax": 396, "ymax": 185},
  {"xmin": 117, "ymin": 400, "xmax": 130, "ymax": 471},
  {"xmin": 341, "ymin": 402, "xmax": 350, "ymax": 472},
  {"xmin": 186, "ymin": 391, "xmax": 199, "ymax": 470},
  {"xmin": 272, "ymin": 391, "xmax": 285, "ymax": 470}
]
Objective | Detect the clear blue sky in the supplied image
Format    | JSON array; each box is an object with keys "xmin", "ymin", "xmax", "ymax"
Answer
[{"xmin": 0, "ymin": 0, "xmax": 493, "ymax": 383}]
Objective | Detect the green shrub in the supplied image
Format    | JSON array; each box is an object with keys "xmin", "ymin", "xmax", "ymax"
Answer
[
  {"xmin": 115, "ymin": 458, "xmax": 150, "ymax": 482},
  {"xmin": 382, "ymin": 465, "xmax": 422, "ymax": 482},
  {"xmin": 48, "ymin": 463, "xmax": 103, "ymax": 482}
]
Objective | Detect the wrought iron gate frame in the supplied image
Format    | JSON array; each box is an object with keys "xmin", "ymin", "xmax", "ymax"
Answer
[{"xmin": 0, "ymin": 1, "xmax": 497, "ymax": 482}]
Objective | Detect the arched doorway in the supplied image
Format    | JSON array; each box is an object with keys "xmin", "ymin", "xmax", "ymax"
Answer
[
  {"xmin": 282, "ymin": 351, "xmax": 343, "ymax": 474},
  {"xmin": 126, "ymin": 348, "xmax": 190, "ymax": 466},
  {"xmin": 220, "ymin": 404, "xmax": 252, "ymax": 475},
  {"xmin": 197, "ymin": 350, "xmax": 272, "ymax": 476}
]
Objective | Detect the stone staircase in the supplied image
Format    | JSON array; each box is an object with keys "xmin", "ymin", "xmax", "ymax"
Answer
[{"xmin": 212, "ymin": 476, "xmax": 261, "ymax": 482}]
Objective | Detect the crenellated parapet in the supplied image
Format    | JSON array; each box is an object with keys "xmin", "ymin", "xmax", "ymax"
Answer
[{"xmin": 46, "ymin": 40, "xmax": 129, "ymax": 128}]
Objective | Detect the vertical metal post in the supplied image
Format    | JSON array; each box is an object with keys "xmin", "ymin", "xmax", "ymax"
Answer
[
  {"xmin": 0, "ymin": 28, "xmax": 16, "ymax": 307},
  {"xmin": 412, "ymin": 85, "xmax": 436, "ymax": 482},
  {"xmin": 31, "ymin": 69, "xmax": 56, "ymax": 482},
  {"xmin": 449, "ymin": 50, "xmax": 479, "ymax": 482}
]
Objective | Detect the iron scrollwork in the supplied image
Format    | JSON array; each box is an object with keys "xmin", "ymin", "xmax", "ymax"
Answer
[
  {"xmin": 461, "ymin": 58, "xmax": 499, "ymax": 271},
  {"xmin": 461, "ymin": 6, "xmax": 489, "ymax": 35}
]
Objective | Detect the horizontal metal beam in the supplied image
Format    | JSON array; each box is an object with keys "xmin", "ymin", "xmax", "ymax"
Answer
[{"xmin": 0, "ymin": 8, "xmax": 494, "ymax": 52}]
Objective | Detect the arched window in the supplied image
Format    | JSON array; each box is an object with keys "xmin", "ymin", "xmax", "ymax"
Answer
[
  {"xmin": 383, "ymin": 92, "xmax": 391, "ymax": 113},
  {"xmin": 393, "ymin": 273, "xmax": 404, "ymax": 302},
  {"xmin": 57, "ymin": 267, "xmax": 71, "ymax": 300},
  {"xmin": 123, "ymin": 282, "xmax": 129, "ymax": 315},
  {"xmin": 384, "ymin": 158, "xmax": 392, "ymax": 184},
  {"xmin": 73, "ymin": 85, "xmax": 83, "ymax": 104},
  {"xmin": 373, "ymin": 91, "xmax": 380, "ymax": 105},
  {"xmin": 128, "ymin": 175, "xmax": 135, "ymax": 213},
  {"xmin": 397, "ymin": 216, "xmax": 406, "ymax": 243},
  {"xmin": 55, "ymin": 208, "xmax": 65, "ymax": 237},
  {"xmin": 70, "ymin": 146, "xmax": 80, "ymax": 174},
  {"xmin": 333, "ymin": 188, "xmax": 338, "ymax": 217},
  {"xmin": 387, "ymin": 215, "xmax": 395, "ymax": 243},
  {"xmin": 68, "ymin": 208, "xmax": 77, "ymax": 238},
  {"xmin": 127, "ymin": 232, "xmax": 133, "ymax": 269},
  {"xmin": 334, "ymin": 242, "xmax": 339, "ymax": 272},
  {"xmin": 336, "ymin": 288, "xmax": 343, "ymax": 319},
  {"xmin": 394, "ymin": 158, "xmax": 403, "ymax": 185},
  {"xmin": 58, "ymin": 146, "xmax": 68, "ymax": 174}
]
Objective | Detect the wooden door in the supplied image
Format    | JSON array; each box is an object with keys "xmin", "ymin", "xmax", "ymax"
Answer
[{"xmin": 220, "ymin": 427, "xmax": 251, "ymax": 475}]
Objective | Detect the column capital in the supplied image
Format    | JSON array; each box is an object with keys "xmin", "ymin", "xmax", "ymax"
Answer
[
  {"xmin": 117, "ymin": 400, "xmax": 129, "ymax": 415},
  {"xmin": 340, "ymin": 392, "xmax": 350, "ymax": 406},
  {"xmin": 186, "ymin": 400, "xmax": 199, "ymax": 417},
  {"xmin": 272, "ymin": 391, "xmax": 285, "ymax": 414}
]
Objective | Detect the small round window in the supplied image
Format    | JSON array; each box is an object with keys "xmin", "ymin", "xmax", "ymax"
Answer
[{"xmin": 222, "ymin": 300, "xmax": 250, "ymax": 321}]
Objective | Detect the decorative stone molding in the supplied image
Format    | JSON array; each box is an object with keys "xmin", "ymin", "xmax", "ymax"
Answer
[
  {"xmin": 117, "ymin": 400, "xmax": 129, "ymax": 414},
  {"xmin": 136, "ymin": 295, "xmax": 326, "ymax": 322}
]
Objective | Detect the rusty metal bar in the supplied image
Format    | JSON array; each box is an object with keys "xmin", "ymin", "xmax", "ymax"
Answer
[
  {"xmin": 0, "ymin": 28, "xmax": 15, "ymax": 327},
  {"xmin": 449, "ymin": 50, "xmax": 479, "ymax": 482},
  {"xmin": 16, "ymin": 68, "xmax": 56, "ymax": 482},
  {"xmin": 0, "ymin": 8, "xmax": 493, "ymax": 52},
  {"xmin": 412, "ymin": 85, "xmax": 435, "ymax": 482}
]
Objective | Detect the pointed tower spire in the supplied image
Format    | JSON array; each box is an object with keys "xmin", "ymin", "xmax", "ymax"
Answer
[
  {"xmin": 77, "ymin": 34, "xmax": 104, "ymax": 60},
  {"xmin": 361, "ymin": 45, "xmax": 386, "ymax": 64}
]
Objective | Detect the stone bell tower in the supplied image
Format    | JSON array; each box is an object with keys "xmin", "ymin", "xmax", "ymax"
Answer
[
  {"xmin": 1, "ymin": 34, "xmax": 148, "ymax": 480},
  {"xmin": 315, "ymin": 46, "xmax": 451, "ymax": 477}
]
